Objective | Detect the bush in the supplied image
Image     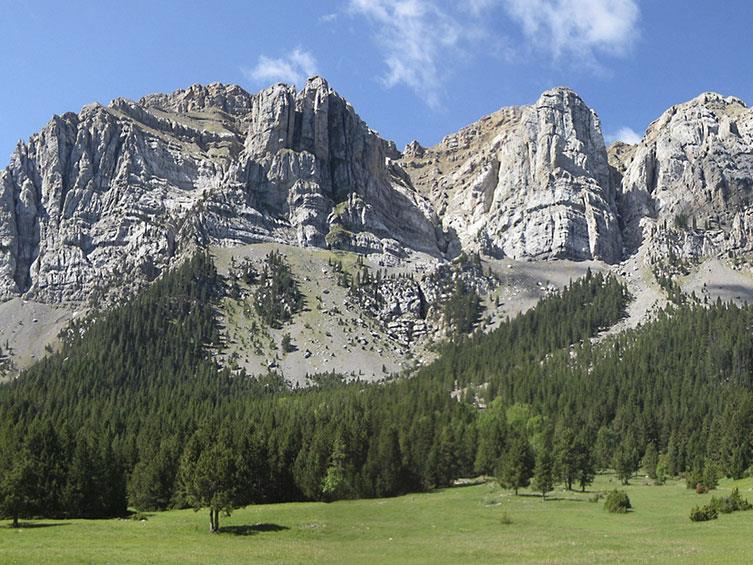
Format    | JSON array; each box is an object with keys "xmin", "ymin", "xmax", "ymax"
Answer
[
  {"xmin": 708, "ymin": 489, "xmax": 752, "ymax": 514},
  {"xmin": 604, "ymin": 490, "xmax": 632, "ymax": 513},
  {"xmin": 695, "ymin": 482, "xmax": 708, "ymax": 495},
  {"xmin": 690, "ymin": 505, "xmax": 718, "ymax": 522}
]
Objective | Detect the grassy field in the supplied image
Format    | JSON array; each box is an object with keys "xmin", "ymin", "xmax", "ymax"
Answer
[{"xmin": 2, "ymin": 475, "xmax": 753, "ymax": 564}]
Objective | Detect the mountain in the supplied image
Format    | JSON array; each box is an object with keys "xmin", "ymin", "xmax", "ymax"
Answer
[
  {"xmin": 3, "ymin": 78, "xmax": 753, "ymax": 380},
  {"xmin": 0, "ymin": 77, "xmax": 441, "ymax": 304},
  {"xmin": 616, "ymin": 92, "xmax": 753, "ymax": 260},
  {"xmin": 401, "ymin": 87, "xmax": 621, "ymax": 262}
]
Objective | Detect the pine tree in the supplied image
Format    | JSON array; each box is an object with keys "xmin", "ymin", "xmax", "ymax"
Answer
[
  {"xmin": 533, "ymin": 429, "xmax": 555, "ymax": 501},
  {"xmin": 0, "ymin": 443, "xmax": 37, "ymax": 528},
  {"xmin": 554, "ymin": 426, "xmax": 578, "ymax": 490},
  {"xmin": 498, "ymin": 429, "xmax": 534, "ymax": 495},
  {"xmin": 642, "ymin": 442, "xmax": 659, "ymax": 480},
  {"xmin": 177, "ymin": 427, "xmax": 243, "ymax": 533}
]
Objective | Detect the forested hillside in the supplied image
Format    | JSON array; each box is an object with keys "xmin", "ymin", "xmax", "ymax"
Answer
[{"xmin": 2, "ymin": 253, "xmax": 753, "ymax": 526}]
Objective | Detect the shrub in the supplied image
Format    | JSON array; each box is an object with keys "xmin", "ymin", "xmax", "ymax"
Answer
[
  {"xmin": 604, "ymin": 490, "xmax": 632, "ymax": 513},
  {"xmin": 695, "ymin": 482, "xmax": 708, "ymax": 495},
  {"xmin": 708, "ymin": 489, "xmax": 752, "ymax": 514},
  {"xmin": 690, "ymin": 505, "xmax": 718, "ymax": 522}
]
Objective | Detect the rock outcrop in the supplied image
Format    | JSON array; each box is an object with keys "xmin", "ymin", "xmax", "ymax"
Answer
[
  {"xmin": 618, "ymin": 92, "xmax": 753, "ymax": 260},
  {"xmin": 0, "ymin": 77, "xmax": 441, "ymax": 302},
  {"xmin": 401, "ymin": 87, "xmax": 622, "ymax": 263}
]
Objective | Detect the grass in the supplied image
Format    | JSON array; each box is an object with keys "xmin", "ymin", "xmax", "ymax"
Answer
[{"xmin": 2, "ymin": 474, "xmax": 753, "ymax": 564}]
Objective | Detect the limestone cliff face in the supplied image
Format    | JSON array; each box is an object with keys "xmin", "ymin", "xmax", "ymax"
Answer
[
  {"xmin": 619, "ymin": 92, "xmax": 753, "ymax": 260},
  {"xmin": 0, "ymin": 78, "xmax": 441, "ymax": 302},
  {"xmin": 5, "ymin": 79, "xmax": 753, "ymax": 305},
  {"xmin": 401, "ymin": 88, "xmax": 622, "ymax": 263}
]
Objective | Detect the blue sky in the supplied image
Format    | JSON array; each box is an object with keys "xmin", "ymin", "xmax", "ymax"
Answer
[{"xmin": 1, "ymin": 0, "xmax": 752, "ymax": 164}]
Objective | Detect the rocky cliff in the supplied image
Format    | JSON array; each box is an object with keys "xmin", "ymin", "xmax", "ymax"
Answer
[
  {"xmin": 0, "ymin": 77, "xmax": 441, "ymax": 302},
  {"xmin": 616, "ymin": 92, "xmax": 753, "ymax": 262},
  {"xmin": 401, "ymin": 88, "xmax": 622, "ymax": 263},
  {"xmin": 4, "ymin": 79, "xmax": 753, "ymax": 305}
]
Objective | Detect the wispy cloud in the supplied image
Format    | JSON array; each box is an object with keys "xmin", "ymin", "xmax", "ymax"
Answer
[
  {"xmin": 347, "ymin": 0, "xmax": 640, "ymax": 110},
  {"xmin": 244, "ymin": 48, "xmax": 318, "ymax": 88},
  {"xmin": 319, "ymin": 12, "xmax": 338, "ymax": 24},
  {"xmin": 606, "ymin": 126, "xmax": 642, "ymax": 145},
  {"xmin": 504, "ymin": 0, "xmax": 640, "ymax": 61},
  {"xmin": 348, "ymin": 0, "xmax": 497, "ymax": 110}
]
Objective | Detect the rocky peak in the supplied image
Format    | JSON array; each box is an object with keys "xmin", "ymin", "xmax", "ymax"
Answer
[
  {"xmin": 139, "ymin": 82, "xmax": 255, "ymax": 117},
  {"xmin": 0, "ymin": 77, "xmax": 442, "ymax": 303},
  {"xmin": 619, "ymin": 91, "xmax": 753, "ymax": 256},
  {"xmin": 401, "ymin": 86, "xmax": 621, "ymax": 262}
]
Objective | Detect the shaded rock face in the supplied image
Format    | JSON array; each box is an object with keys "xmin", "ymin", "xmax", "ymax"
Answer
[
  {"xmin": 0, "ymin": 78, "xmax": 441, "ymax": 302},
  {"xmin": 401, "ymin": 88, "xmax": 622, "ymax": 263},
  {"xmin": 618, "ymin": 92, "xmax": 753, "ymax": 259}
]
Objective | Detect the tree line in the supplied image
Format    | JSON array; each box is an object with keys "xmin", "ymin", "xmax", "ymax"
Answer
[{"xmin": 2, "ymin": 254, "xmax": 753, "ymax": 527}]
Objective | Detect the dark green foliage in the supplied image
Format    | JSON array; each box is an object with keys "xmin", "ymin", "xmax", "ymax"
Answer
[
  {"xmin": 613, "ymin": 439, "xmax": 639, "ymax": 485},
  {"xmin": 708, "ymin": 488, "xmax": 752, "ymax": 514},
  {"xmin": 533, "ymin": 428, "xmax": 555, "ymax": 500},
  {"xmin": 642, "ymin": 443, "xmax": 659, "ymax": 480},
  {"xmin": 177, "ymin": 425, "xmax": 249, "ymax": 532},
  {"xmin": 604, "ymin": 490, "xmax": 632, "ymax": 513},
  {"xmin": 497, "ymin": 428, "xmax": 534, "ymax": 495},
  {"xmin": 443, "ymin": 280, "xmax": 481, "ymax": 336},
  {"xmin": 281, "ymin": 333, "xmax": 295, "ymax": 353},
  {"xmin": 11, "ymin": 251, "xmax": 753, "ymax": 521},
  {"xmin": 690, "ymin": 505, "xmax": 718, "ymax": 522},
  {"xmin": 254, "ymin": 251, "xmax": 303, "ymax": 328}
]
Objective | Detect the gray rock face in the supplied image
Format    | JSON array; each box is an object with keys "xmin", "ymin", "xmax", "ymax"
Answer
[
  {"xmin": 0, "ymin": 78, "xmax": 441, "ymax": 302},
  {"xmin": 5, "ymin": 79, "xmax": 753, "ymax": 306},
  {"xmin": 401, "ymin": 87, "xmax": 622, "ymax": 263},
  {"xmin": 618, "ymin": 92, "xmax": 753, "ymax": 260}
]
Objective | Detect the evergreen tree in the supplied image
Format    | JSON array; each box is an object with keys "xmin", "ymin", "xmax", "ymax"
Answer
[
  {"xmin": 642, "ymin": 442, "xmax": 659, "ymax": 480},
  {"xmin": 554, "ymin": 426, "xmax": 579, "ymax": 490},
  {"xmin": 0, "ymin": 442, "xmax": 37, "ymax": 528},
  {"xmin": 177, "ymin": 426, "xmax": 243, "ymax": 533},
  {"xmin": 613, "ymin": 439, "xmax": 639, "ymax": 485},
  {"xmin": 497, "ymin": 429, "xmax": 534, "ymax": 495},
  {"xmin": 533, "ymin": 428, "xmax": 555, "ymax": 501}
]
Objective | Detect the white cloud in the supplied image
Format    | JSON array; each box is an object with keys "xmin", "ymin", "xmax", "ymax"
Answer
[
  {"xmin": 349, "ymin": 0, "xmax": 494, "ymax": 109},
  {"xmin": 606, "ymin": 126, "xmax": 642, "ymax": 145},
  {"xmin": 504, "ymin": 0, "xmax": 640, "ymax": 61},
  {"xmin": 244, "ymin": 48, "xmax": 318, "ymax": 88}
]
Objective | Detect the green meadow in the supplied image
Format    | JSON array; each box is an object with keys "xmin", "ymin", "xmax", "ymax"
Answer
[{"xmin": 2, "ymin": 475, "xmax": 752, "ymax": 564}]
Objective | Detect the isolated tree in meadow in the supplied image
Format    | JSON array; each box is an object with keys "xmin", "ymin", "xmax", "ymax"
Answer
[
  {"xmin": 178, "ymin": 427, "xmax": 242, "ymax": 533},
  {"xmin": 498, "ymin": 429, "xmax": 534, "ymax": 495},
  {"xmin": 533, "ymin": 429, "xmax": 555, "ymax": 501}
]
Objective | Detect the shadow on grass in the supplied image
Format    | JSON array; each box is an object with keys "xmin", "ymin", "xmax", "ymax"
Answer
[
  {"xmin": 5, "ymin": 522, "xmax": 70, "ymax": 529},
  {"xmin": 219, "ymin": 523, "xmax": 290, "ymax": 536}
]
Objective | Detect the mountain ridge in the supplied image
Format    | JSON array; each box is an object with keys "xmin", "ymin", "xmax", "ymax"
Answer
[{"xmin": 3, "ymin": 78, "xmax": 752, "ymax": 306}]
